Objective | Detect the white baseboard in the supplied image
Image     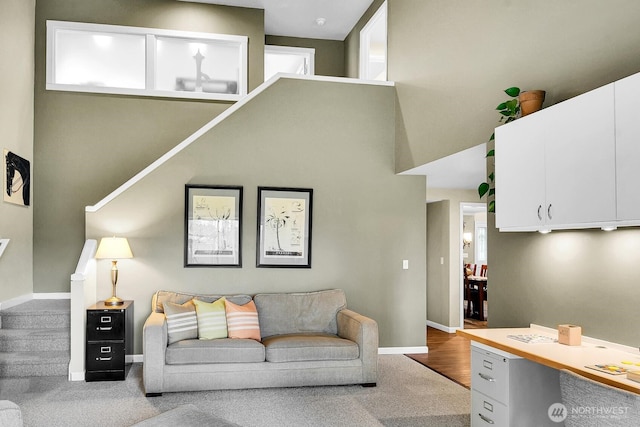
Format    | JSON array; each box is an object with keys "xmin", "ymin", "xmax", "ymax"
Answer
[
  {"xmin": 33, "ymin": 292, "xmax": 71, "ymax": 299},
  {"xmin": 0, "ymin": 292, "xmax": 72, "ymax": 310},
  {"xmin": 0, "ymin": 293, "xmax": 32, "ymax": 310},
  {"xmin": 378, "ymin": 346, "xmax": 428, "ymax": 354},
  {"xmin": 426, "ymin": 320, "xmax": 460, "ymax": 334},
  {"xmin": 68, "ymin": 370, "xmax": 85, "ymax": 382}
]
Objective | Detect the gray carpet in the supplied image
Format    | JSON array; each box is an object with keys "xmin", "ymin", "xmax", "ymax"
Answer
[{"xmin": 0, "ymin": 355, "xmax": 470, "ymax": 427}]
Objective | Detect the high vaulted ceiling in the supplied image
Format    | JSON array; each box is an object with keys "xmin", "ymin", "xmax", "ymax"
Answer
[{"xmin": 179, "ymin": 0, "xmax": 375, "ymax": 40}]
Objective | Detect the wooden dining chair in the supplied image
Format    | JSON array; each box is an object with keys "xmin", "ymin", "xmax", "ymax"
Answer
[
  {"xmin": 463, "ymin": 266, "xmax": 479, "ymax": 318},
  {"xmin": 479, "ymin": 264, "xmax": 487, "ymax": 277}
]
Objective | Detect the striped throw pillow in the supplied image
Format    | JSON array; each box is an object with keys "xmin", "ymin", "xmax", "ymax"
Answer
[
  {"xmin": 193, "ymin": 297, "xmax": 228, "ymax": 340},
  {"xmin": 163, "ymin": 300, "xmax": 198, "ymax": 344},
  {"xmin": 225, "ymin": 299, "xmax": 261, "ymax": 341}
]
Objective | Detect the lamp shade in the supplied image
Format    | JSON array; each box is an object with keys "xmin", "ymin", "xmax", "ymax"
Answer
[{"xmin": 95, "ymin": 237, "xmax": 133, "ymax": 259}]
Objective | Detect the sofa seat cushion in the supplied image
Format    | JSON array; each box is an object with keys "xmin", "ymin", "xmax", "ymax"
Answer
[
  {"xmin": 262, "ymin": 333, "xmax": 359, "ymax": 363},
  {"xmin": 166, "ymin": 338, "xmax": 265, "ymax": 365}
]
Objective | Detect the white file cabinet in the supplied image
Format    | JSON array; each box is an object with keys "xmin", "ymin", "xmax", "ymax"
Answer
[{"xmin": 471, "ymin": 342, "xmax": 562, "ymax": 426}]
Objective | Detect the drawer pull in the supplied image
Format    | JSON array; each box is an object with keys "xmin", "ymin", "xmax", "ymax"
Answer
[
  {"xmin": 97, "ymin": 357, "xmax": 112, "ymax": 361},
  {"xmin": 97, "ymin": 327, "xmax": 112, "ymax": 331},
  {"xmin": 478, "ymin": 372, "xmax": 496, "ymax": 382},
  {"xmin": 478, "ymin": 413, "xmax": 495, "ymax": 424}
]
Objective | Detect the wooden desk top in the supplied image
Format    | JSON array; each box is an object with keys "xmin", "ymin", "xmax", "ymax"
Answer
[{"xmin": 457, "ymin": 325, "xmax": 640, "ymax": 394}]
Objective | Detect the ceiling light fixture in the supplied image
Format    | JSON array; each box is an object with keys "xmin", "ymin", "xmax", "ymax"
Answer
[{"xmin": 315, "ymin": 17, "xmax": 326, "ymax": 26}]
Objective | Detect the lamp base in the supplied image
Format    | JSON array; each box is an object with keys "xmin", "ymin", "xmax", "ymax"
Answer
[{"xmin": 104, "ymin": 296, "xmax": 124, "ymax": 306}]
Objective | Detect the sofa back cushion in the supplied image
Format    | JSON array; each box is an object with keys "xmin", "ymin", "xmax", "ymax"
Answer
[
  {"xmin": 152, "ymin": 290, "xmax": 251, "ymax": 314},
  {"xmin": 254, "ymin": 289, "xmax": 346, "ymax": 338}
]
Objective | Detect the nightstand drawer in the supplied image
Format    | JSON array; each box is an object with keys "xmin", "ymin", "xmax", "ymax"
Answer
[
  {"xmin": 87, "ymin": 311, "xmax": 125, "ymax": 341},
  {"xmin": 86, "ymin": 342, "xmax": 125, "ymax": 371},
  {"xmin": 472, "ymin": 348, "xmax": 509, "ymax": 403}
]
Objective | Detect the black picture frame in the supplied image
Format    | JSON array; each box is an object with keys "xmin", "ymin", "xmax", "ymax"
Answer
[
  {"xmin": 256, "ymin": 187, "xmax": 313, "ymax": 268},
  {"xmin": 184, "ymin": 184, "xmax": 243, "ymax": 267}
]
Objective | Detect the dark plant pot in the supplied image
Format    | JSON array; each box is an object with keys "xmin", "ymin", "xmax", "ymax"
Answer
[{"xmin": 519, "ymin": 90, "xmax": 546, "ymax": 116}]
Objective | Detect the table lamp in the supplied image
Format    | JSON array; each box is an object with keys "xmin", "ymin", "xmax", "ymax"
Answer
[{"xmin": 95, "ymin": 237, "xmax": 133, "ymax": 306}]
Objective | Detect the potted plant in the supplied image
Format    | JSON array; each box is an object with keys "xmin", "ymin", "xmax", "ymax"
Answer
[{"xmin": 477, "ymin": 87, "xmax": 546, "ymax": 212}]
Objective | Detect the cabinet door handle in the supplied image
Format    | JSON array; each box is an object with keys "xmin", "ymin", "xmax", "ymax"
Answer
[
  {"xmin": 537, "ymin": 205, "xmax": 543, "ymax": 221},
  {"xmin": 547, "ymin": 204, "xmax": 553, "ymax": 220},
  {"xmin": 97, "ymin": 357, "xmax": 112, "ymax": 361},
  {"xmin": 97, "ymin": 327, "xmax": 112, "ymax": 331},
  {"xmin": 478, "ymin": 372, "xmax": 496, "ymax": 382},
  {"xmin": 478, "ymin": 413, "xmax": 495, "ymax": 424}
]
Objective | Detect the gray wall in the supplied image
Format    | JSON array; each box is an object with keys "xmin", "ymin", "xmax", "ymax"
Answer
[
  {"xmin": 388, "ymin": 0, "xmax": 640, "ymax": 173},
  {"xmin": 86, "ymin": 78, "xmax": 427, "ymax": 353},
  {"xmin": 265, "ymin": 35, "xmax": 345, "ymax": 78},
  {"xmin": 0, "ymin": 0, "xmax": 35, "ymax": 301},
  {"xmin": 426, "ymin": 201, "xmax": 449, "ymax": 327},
  {"xmin": 33, "ymin": 0, "xmax": 264, "ymax": 293},
  {"xmin": 384, "ymin": 1, "xmax": 640, "ymax": 344},
  {"xmin": 489, "ymin": 221, "xmax": 640, "ymax": 346}
]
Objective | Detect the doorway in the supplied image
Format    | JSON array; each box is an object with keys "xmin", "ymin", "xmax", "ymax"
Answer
[
  {"xmin": 460, "ymin": 202, "xmax": 487, "ymax": 328},
  {"xmin": 359, "ymin": 1, "xmax": 387, "ymax": 81},
  {"xmin": 264, "ymin": 45, "xmax": 315, "ymax": 81}
]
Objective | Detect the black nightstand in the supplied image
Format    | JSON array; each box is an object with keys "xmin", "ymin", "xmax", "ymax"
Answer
[{"xmin": 85, "ymin": 300, "xmax": 133, "ymax": 381}]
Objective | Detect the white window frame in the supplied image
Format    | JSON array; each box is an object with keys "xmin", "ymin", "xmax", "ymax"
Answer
[
  {"xmin": 475, "ymin": 221, "xmax": 488, "ymax": 266},
  {"xmin": 264, "ymin": 45, "xmax": 315, "ymax": 81},
  {"xmin": 46, "ymin": 20, "xmax": 248, "ymax": 102}
]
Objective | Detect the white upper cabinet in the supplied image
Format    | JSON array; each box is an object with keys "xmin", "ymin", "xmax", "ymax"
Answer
[
  {"xmin": 544, "ymin": 84, "xmax": 616, "ymax": 227},
  {"xmin": 615, "ymin": 72, "xmax": 640, "ymax": 222},
  {"xmin": 495, "ymin": 83, "xmax": 616, "ymax": 231},
  {"xmin": 495, "ymin": 114, "xmax": 546, "ymax": 230}
]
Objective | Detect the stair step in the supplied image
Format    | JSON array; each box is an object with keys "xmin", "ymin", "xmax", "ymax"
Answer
[
  {"xmin": 0, "ymin": 328, "xmax": 70, "ymax": 352},
  {"xmin": 0, "ymin": 299, "xmax": 70, "ymax": 329},
  {"xmin": 0, "ymin": 350, "xmax": 69, "ymax": 377}
]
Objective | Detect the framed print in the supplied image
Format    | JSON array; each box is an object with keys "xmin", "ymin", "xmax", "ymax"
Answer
[
  {"xmin": 3, "ymin": 149, "xmax": 31, "ymax": 207},
  {"xmin": 257, "ymin": 187, "xmax": 312, "ymax": 268},
  {"xmin": 185, "ymin": 185, "xmax": 242, "ymax": 267}
]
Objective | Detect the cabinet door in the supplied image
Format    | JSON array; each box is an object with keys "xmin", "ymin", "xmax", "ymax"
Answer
[
  {"xmin": 495, "ymin": 115, "xmax": 546, "ymax": 230},
  {"xmin": 615, "ymin": 72, "xmax": 640, "ymax": 221},
  {"xmin": 544, "ymin": 83, "xmax": 616, "ymax": 226}
]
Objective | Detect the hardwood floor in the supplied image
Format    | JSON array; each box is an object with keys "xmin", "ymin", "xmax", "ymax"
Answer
[{"xmin": 406, "ymin": 321, "xmax": 486, "ymax": 389}]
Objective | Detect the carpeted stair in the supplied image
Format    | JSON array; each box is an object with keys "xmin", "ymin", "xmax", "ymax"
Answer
[{"xmin": 0, "ymin": 299, "xmax": 70, "ymax": 377}]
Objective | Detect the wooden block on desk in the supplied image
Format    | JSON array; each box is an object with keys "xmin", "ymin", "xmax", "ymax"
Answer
[
  {"xmin": 558, "ymin": 324, "xmax": 581, "ymax": 346},
  {"xmin": 627, "ymin": 370, "xmax": 640, "ymax": 383}
]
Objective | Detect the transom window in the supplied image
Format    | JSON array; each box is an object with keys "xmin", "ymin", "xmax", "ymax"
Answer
[{"xmin": 46, "ymin": 21, "xmax": 248, "ymax": 101}]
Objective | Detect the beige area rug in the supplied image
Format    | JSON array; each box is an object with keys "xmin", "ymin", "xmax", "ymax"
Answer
[{"xmin": 1, "ymin": 355, "xmax": 470, "ymax": 427}]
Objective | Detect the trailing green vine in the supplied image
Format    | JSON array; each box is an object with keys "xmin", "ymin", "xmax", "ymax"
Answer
[{"xmin": 478, "ymin": 86, "xmax": 520, "ymax": 213}]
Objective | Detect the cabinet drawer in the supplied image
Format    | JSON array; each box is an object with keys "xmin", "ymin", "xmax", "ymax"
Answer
[
  {"xmin": 472, "ymin": 348, "xmax": 509, "ymax": 403},
  {"xmin": 87, "ymin": 311, "xmax": 125, "ymax": 341},
  {"xmin": 472, "ymin": 391, "xmax": 509, "ymax": 427},
  {"xmin": 86, "ymin": 342, "xmax": 125, "ymax": 371}
]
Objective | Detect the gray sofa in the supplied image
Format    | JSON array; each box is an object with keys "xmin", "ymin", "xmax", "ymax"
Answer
[{"xmin": 143, "ymin": 289, "xmax": 378, "ymax": 396}]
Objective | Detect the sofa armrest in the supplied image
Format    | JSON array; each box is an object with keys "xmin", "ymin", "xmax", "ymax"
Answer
[
  {"xmin": 337, "ymin": 309, "xmax": 378, "ymax": 384},
  {"xmin": 143, "ymin": 311, "xmax": 168, "ymax": 395}
]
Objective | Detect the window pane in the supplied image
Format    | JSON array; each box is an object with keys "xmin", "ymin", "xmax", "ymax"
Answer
[
  {"xmin": 155, "ymin": 37, "xmax": 240, "ymax": 95},
  {"xmin": 476, "ymin": 226, "xmax": 487, "ymax": 263},
  {"xmin": 265, "ymin": 52, "xmax": 307, "ymax": 80},
  {"xmin": 54, "ymin": 30, "xmax": 145, "ymax": 89}
]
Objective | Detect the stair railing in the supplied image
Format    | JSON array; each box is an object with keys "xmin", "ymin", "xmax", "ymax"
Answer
[{"xmin": 68, "ymin": 239, "xmax": 98, "ymax": 381}]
